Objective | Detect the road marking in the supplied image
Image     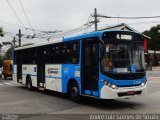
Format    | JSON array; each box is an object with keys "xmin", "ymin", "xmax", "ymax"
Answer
[
  {"xmin": 3, "ymin": 82, "xmax": 13, "ymax": 85},
  {"xmin": 0, "ymin": 81, "xmax": 19, "ymax": 86},
  {"xmin": 10, "ymin": 81, "xmax": 17, "ymax": 83},
  {"xmin": 148, "ymin": 77, "xmax": 160, "ymax": 80}
]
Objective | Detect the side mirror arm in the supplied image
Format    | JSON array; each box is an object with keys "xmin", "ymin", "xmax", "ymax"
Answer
[{"xmin": 99, "ymin": 39, "xmax": 104, "ymax": 44}]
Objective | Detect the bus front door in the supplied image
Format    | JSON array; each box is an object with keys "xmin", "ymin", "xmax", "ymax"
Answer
[{"xmin": 82, "ymin": 38, "xmax": 99, "ymax": 97}]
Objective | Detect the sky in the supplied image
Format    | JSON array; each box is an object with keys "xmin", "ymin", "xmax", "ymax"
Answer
[{"xmin": 0, "ymin": 0, "xmax": 160, "ymax": 50}]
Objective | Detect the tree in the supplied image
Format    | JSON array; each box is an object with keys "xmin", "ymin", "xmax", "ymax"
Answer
[
  {"xmin": 0, "ymin": 27, "xmax": 4, "ymax": 37},
  {"xmin": 6, "ymin": 47, "xmax": 12, "ymax": 59},
  {"xmin": 142, "ymin": 24, "xmax": 160, "ymax": 51},
  {"xmin": 0, "ymin": 47, "xmax": 11, "ymax": 67},
  {"xmin": 0, "ymin": 44, "xmax": 2, "ymax": 51}
]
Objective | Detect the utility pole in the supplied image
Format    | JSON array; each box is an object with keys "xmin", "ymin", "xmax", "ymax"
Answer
[
  {"xmin": 94, "ymin": 8, "xmax": 98, "ymax": 31},
  {"xmin": 13, "ymin": 36, "xmax": 16, "ymax": 47},
  {"xmin": 18, "ymin": 29, "xmax": 21, "ymax": 47}
]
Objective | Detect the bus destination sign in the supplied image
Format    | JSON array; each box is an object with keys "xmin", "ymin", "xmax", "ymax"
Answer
[{"xmin": 116, "ymin": 34, "xmax": 132, "ymax": 40}]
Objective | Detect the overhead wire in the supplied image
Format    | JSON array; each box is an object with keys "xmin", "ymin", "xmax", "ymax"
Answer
[
  {"xmin": 4, "ymin": 7, "xmax": 160, "ymax": 41},
  {"xmin": 6, "ymin": 0, "xmax": 29, "ymax": 35},
  {"xmin": 18, "ymin": 0, "xmax": 35, "ymax": 35},
  {"xmin": 48, "ymin": 16, "xmax": 95, "ymax": 38},
  {"xmin": 98, "ymin": 20, "xmax": 160, "ymax": 30},
  {"xmin": 35, "ymin": 21, "xmax": 94, "ymax": 39},
  {"xmin": 0, "ymin": 21, "xmax": 23, "ymax": 28},
  {"xmin": 97, "ymin": 14, "xmax": 160, "ymax": 19}
]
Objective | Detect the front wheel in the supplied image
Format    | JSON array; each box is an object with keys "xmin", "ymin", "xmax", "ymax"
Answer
[{"xmin": 69, "ymin": 81, "xmax": 81, "ymax": 103}]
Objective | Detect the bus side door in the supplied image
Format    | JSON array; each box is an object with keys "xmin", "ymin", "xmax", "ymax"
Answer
[{"xmin": 81, "ymin": 37, "xmax": 99, "ymax": 96}]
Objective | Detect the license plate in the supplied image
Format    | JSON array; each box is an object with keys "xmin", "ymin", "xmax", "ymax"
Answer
[
  {"xmin": 126, "ymin": 91, "xmax": 135, "ymax": 95},
  {"xmin": 116, "ymin": 68, "xmax": 128, "ymax": 73}
]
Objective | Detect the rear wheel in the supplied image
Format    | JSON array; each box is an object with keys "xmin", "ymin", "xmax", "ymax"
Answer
[
  {"xmin": 69, "ymin": 81, "xmax": 81, "ymax": 103},
  {"xmin": 27, "ymin": 76, "xmax": 33, "ymax": 90}
]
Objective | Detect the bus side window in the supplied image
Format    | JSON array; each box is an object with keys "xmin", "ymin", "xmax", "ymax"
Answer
[{"xmin": 72, "ymin": 43, "xmax": 79, "ymax": 64}]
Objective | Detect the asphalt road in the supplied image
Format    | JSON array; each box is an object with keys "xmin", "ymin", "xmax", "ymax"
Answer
[{"xmin": 0, "ymin": 68, "xmax": 160, "ymax": 120}]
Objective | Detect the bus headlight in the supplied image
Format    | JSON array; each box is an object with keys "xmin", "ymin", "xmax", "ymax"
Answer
[
  {"xmin": 111, "ymin": 84, "xmax": 117, "ymax": 89},
  {"xmin": 141, "ymin": 83, "xmax": 145, "ymax": 87},
  {"xmin": 141, "ymin": 78, "xmax": 147, "ymax": 87},
  {"xmin": 101, "ymin": 80, "xmax": 118, "ymax": 89}
]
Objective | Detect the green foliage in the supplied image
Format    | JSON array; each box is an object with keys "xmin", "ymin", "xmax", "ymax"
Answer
[
  {"xmin": 0, "ymin": 58, "xmax": 3, "ymax": 67},
  {"xmin": 0, "ymin": 44, "xmax": 2, "ymax": 51},
  {"xmin": 154, "ymin": 52, "xmax": 159, "ymax": 66},
  {"xmin": 0, "ymin": 27, "xmax": 4, "ymax": 37},
  {"xmin": 142, "ymin": 24, "xmax": 160, "ymax": 51},
  {"xmin": 6, "ymin": 48, "xmax": 12, "ymax": 58},
  {"xmin": 0, "ymin": 48, "xmax": 12, "ymax": 67}
]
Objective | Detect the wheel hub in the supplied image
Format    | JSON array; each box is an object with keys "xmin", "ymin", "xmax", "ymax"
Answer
[{"xmin": 72, "ymin": 87, "xmax": 78, "ymax": 98}]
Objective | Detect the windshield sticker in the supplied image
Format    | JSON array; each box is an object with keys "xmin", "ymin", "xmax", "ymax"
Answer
[{"xmin": 131, "ymin": 65, "xmax": 136, "ymax": 73}]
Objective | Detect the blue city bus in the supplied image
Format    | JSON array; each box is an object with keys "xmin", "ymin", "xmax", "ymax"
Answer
[{"xmin": 13, "ymin": 30, "xmax": 147, "ymax": 102}]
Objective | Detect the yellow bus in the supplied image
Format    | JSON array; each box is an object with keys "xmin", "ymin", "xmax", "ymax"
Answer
[{"xmin": 2, "ymin": 60, "xmax": 12, "ymax": 79}]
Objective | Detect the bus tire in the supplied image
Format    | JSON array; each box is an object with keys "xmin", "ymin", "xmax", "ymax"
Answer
[
  {"xmin": 69, "ymin": 81, "xmax": 81, "ymax": 103},
  {"xmin": 27, "ymin": 76, "xmax": 33, "ymax": 90}
]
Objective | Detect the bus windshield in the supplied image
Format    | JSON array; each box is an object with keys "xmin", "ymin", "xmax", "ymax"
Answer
[{"xmin": 101, "ymin": 43, "xmax": 145, "ymax": 74}]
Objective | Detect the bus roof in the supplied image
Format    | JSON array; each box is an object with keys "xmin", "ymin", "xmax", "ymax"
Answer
[{"xmin": 14, "ymin": 30, "xmax": 147, "ymax": 51}]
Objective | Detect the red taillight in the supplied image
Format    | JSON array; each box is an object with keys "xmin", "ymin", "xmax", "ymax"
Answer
[
  {"xmin": 144, "ymin": 38, "xmax": 147, "ymax": 51},
  {"xmin": 109, "ymin": 62, "xmax": 112, "ymax": 66}
]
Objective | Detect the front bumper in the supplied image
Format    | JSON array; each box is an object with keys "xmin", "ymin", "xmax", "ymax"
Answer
[{"xmin": 100, "ymin": 83, "xmax": 147, "ymax": 99}]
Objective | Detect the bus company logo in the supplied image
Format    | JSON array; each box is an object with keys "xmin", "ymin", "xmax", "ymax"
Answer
[{"xmin": 48, "ymin": 68, "xmax": 58, "ymax": 74}]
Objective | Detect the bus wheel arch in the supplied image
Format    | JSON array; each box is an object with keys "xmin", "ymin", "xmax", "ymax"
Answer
[
  {"xmin": 26, "ymin": 74, "xmax": 33, "ymax": 90},
  {"xmin": 67, "ymin": 78, "xmax": 81, "ymax": 103}
]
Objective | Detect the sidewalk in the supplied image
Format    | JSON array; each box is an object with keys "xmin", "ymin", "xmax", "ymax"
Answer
[
  {"xmin": 147, "ymin": 66, "xmax": 160, "ymax": 80},
  {"xmin": 146, "ymin": 66, "xmax": 160, "ymax": 71},
  {"xmin": 152, "ymin": 66, "xmax": 160, "ymax": 71},
  {"xmin": 148, "ymin": 77, "xmax": 160, "ymax": 80}
]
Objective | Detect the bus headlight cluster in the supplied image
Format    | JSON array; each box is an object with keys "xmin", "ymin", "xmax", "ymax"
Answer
[
  {"xmin": 101, "ymin": 80, "xmax": 118, "ymax": 89},
  {"xmin": 141, "ymin": 78, "xmax": 147, "ymax": 87},
  {"xmin": 141, "ymin": 83, "xmax": 145, "ymax": 87}
]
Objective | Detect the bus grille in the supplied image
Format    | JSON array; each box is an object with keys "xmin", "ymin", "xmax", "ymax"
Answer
[
  {"xmin": 104, "ymin": 73, "xmax": 145, "ymax": 80},
  {"xmin": 118, "ymin": 91, "xmax": 142, "ymax": 97}
]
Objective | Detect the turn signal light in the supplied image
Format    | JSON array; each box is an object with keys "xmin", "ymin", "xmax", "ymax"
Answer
[{"xmin": 101, "ymin": 80, "xmax": 118, "ymax": 89}]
